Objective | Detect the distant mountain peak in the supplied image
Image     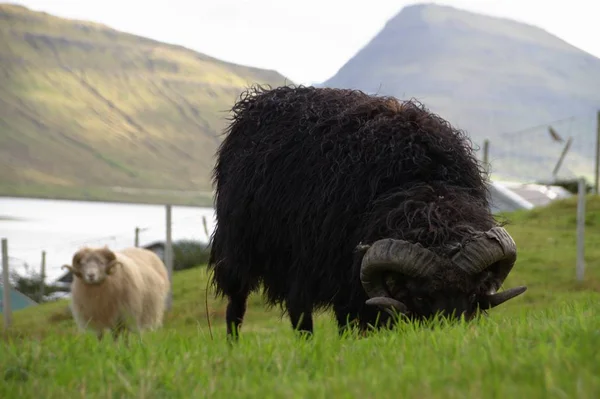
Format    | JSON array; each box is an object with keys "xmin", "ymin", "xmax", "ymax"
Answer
[
  {"xmin": 323, "ymin": 4, "xmax": 600, "ymax": 182},
  {"xmin": 381, "ymin": 2, "xmax": 582, "ymax": 54}
]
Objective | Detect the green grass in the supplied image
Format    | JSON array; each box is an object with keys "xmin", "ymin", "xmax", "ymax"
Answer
[
  {"xmin": 1, "ymin": 196, "xmax": 600, "ymax": 398},
  {"xmin": 0, "ymin": 4, "xmax": 290, "ymax": 198},
  {"xmin": 2, "ymin": 301, "xmax": 598, "ymax": 398}
]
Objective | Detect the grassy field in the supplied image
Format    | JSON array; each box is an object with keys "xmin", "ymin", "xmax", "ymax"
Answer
[{"xmin": 1, "ymin": 196, "xmax": 600, "ymax": 398}]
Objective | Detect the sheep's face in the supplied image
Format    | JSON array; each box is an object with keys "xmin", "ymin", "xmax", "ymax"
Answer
[{"xmin": 68, "ymin": 247, "xmax": 120, "ymax": 285}]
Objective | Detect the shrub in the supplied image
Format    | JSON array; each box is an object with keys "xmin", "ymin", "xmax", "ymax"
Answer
[{"xmin": 172, "ymin": 240, "xmax": 211, "ymax": 271}]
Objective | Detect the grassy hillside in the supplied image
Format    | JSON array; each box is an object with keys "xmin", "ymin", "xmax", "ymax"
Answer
[
  {"xmin": 1, "ymin": 197, "xmax": 599, "ymax": 397},
  {"xmin": 323, "ymin": 3, "xmax": 600, "ymax": 183},
  {"xmin": 0, "ymin": 4, "xmax": 290, "ymax": 205}
]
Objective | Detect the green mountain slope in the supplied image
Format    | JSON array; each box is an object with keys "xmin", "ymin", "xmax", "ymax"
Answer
[
  {"xmin": 0, "ymin": 4, "xmax": 290, "ymax": 205},
  {"xmin": 323, "ymin": 3, "xmax": 600, "ymax": 183}
]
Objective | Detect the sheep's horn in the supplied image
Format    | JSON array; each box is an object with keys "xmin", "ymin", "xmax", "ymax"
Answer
[
  {"xmin": 360, "ymin": 238, "xmax": 441, "ymax": 314},
  {"xmin": 452, "ymin": 227, "xmax": 526, "ymax": 308},
  {"xmin": 451, "ymin": 226, "xmax": 518, "ymax": 284},
  {"xmin": 477, "ymin": 286, "xmax": 528, "ymax": 309},
  {"xmin": 61, "ymin": 264, "xmax": 83, "ymax": 278},
  {"xmin": 365, "ymin": 297, "xmax": 409, "ymax": 317},
  {"xmin": 106, "ymin": 260, "xmax": 121, "ymax": 275}
]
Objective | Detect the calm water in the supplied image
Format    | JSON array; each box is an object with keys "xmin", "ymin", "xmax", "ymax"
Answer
[{"xmin": 0, "ymin": 197, "xmax": 215, "ymax": 282}]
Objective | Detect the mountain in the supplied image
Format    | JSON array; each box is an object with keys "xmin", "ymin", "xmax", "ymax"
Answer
[
  {"xmin": 323, "ymin": 3, "xmax": 600, "ymax": 183},
  {"xmin": 0, "ymin": 4, "xmax": 290, "ymax": 205}
]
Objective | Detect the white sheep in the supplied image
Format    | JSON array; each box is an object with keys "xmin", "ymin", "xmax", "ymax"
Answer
[{"xmin": 61, "ymin": 245, "xmax": 170, "ymax": 340}]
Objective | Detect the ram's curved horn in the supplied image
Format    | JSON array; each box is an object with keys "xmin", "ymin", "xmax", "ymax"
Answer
[
  {"xmin": 452, "ymin": 227, "xmax": 518, "ymax": 283},
  {"xmin": 477, "ymin": 286, "xmax": 527, "ymax": 310},
  {"xmin": 365, "ymin": 297, "xmax": 409, "ymax": 317},
  {"xmin": 106, "ymin": 260, "xmax": 122, "ymax": 275},
  {"xmin": 61, "ymin": 264, "xmax": 83, "ymax": 278},
  {"xmin": 360, "ymin": 238, "xmax": 441, "ymax": 315},
  {"xmin": 451, "ymin": 227, "xmax": 526, "ymax": 308}
]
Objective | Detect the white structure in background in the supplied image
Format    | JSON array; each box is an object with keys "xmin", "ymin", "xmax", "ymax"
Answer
[{"xmin": 489, "ymin": 180, "xmax": 573, "ymax": 213}]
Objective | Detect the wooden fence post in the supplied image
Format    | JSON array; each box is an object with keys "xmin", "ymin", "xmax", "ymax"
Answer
[
  {"xmin": 483, "ymin": 139, "xmax": 490, "ymax": 173},
  {"xmin": 202, "ymin": 215, "xmax": 209, "ymax": 241},
  {"xmin": 2, "ymin": 238, "xmax": 12, "ymax": 329},
  {"xmin": 594, "ymin": 110, "xmax": 599, "ymax": 194},
  {"xmin": 135, "ymin": 227, "xmax": 140, "ymax": 247},
  {"xmin": 39, "ymin": 250, "xmax": 46, "ymax": 301},
  {"xmin": 165, "ymin": 205, "xmax": 173, "ymax": 310},
  {"xmin": 576, "ymin": 177, "xmax": 586, "ymax": 281}
]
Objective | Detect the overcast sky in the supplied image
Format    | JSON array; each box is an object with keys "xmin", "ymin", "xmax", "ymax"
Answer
[{"xmin": 11, "ymin": 0, "xmax": 600, "ymax": 84}]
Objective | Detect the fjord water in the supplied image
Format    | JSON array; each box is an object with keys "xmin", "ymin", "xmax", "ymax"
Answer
[{"xmin": 0, "ymin": 197, "xmax": 215, "ymax": 282}]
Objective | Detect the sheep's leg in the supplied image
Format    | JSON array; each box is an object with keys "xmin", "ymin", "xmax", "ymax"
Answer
[
  {"xmin": 225, "ymin": 289, "xmax": 250, "ymax": 341},
  {"xmin": 111, "ymin": 319, "xmax": 128, "ymax": 342},
  {"xmin": 333, "ymin": 304, "xmax": 360, "ymax": 337},
  {"xmin": 121, "ymin": 331, "xmax": 131, "ymax": 348},
  {"xmin": 141, "ymin": 288, "xmax": 167, "ymax": 330},
  {"xmin": 287, "ymin": 302, "xmax": 314, "ymax": 338}
]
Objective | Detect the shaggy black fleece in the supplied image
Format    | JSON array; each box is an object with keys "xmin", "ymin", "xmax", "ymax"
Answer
[{"xmin": 208, "ymin": 85, "xmax": 497, "ymax": 335}]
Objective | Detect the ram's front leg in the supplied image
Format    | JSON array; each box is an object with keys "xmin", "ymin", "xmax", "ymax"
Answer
[{"xmin": 111, "ymin": 319, "xmax": 129, "ymax": 343}]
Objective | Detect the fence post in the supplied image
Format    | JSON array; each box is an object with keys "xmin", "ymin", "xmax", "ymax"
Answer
[
  {"xmin": 39, "ymin": 250, "xmax": 46, "ymax": 301},
  {"xmin": 202, "ymin": 215, "xmax": 209, "ymax": 241},
  {"xmin": 165, "ymin": 205, "xmax": 173, "ymax": 310},
  {"xmin": 2, "ymin": 238, "xmax": 12, "ymax": 329},
  {"xmin": 576, "ymin": 177, "xmax": 586, "ymax": 282},
  {"xmin": 134, "ymin": 227, "xmax": 140, "ymax": 247},
  {"xmin": 594, "ymin": 110, "xmax": 599, "ymax": 194},
  {"xmin": 483, "ymin": 139, "xmax": 490, "ymax": 173}
]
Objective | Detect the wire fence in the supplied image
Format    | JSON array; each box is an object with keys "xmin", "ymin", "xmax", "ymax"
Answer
[
  {"xmin": 1, "ymin": 199, "xmax": 216, "ymax": 328},
  {"xmin": 477, "ymin": 109, "xmax": 599, "ymax": 187},
  {"xmin": 2, "ymin": 203, "xmax": 214, "ymax": 281}
]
